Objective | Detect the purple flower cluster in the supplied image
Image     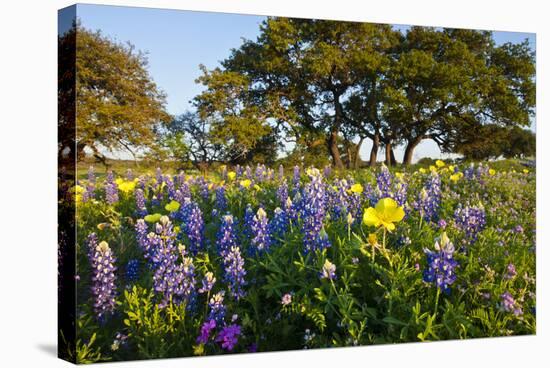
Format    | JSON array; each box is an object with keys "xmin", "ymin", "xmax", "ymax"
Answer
[
  {"xmin": 135, "ymin": 188, "xmax": 147, "ymax": 217},
  {"xmin": 251, "ymin": 208, "xmax": 271, "ymax": 254},
  {"xmin": 197, "ymin": 319, "xmax": 217, "ymax": 344},
  {"xmin": 87, "ymin": 233, "xmax": 117, "ymax": 319},
  {"xmin": 83, "ymin": 166, "xmax": 96, "ymax": 202},
  {"xmin": 223, "ymin": 246, "xmax": 247, "ymax": 300},
  {"xmin": 105, "ymin": 170, "xmax": 119, "ymax": 205},
  {"xmin": 217, "ymin": 214, "xmax": 239, "ymax": 256},
  {"xmin": 180, "ymin": 199, "xmax": 205, "ymax": 255},
  {"xmin": 242, "ymin": 204, "xmax": 255, "ymax": 242},
  {"xmin": 376, "ymin": 165, "xmax": 392, "ymax": 199},
  {"xmin": 141, "ymin": 216, "xmax": 196, "ymax": 308},
  {"xmin": 292, "ymin": 165, "xmax": 301, "ymax": 194},
  {"xmin": 414, "ymin": 171, "xmax": 441, "ymax": 222},
  {"xmin": 500, "ymin": 292, "xmax": 523, "ymax": 316},
  {"xmin": 198, "ymin": 271, "xmax": 216, "ymax": 294},
  {"xmin": 216, "ymin": 324, "xmax": 241, "ymax": 351},
  {"xmin": 277, "ymin": 180, "xmax": 289, "ymax": 207},
  {"xmin": 125, "ymin": 259, "xmax": 140, "ymax": 283},
  {"xmin": 301, "ymin": 169, "xmax": 330, "ymax": 252},
  {"xmin": 208, "ymin": 290, "xmax": 227, "ymax": 323},
  {"xmin": 454, "ymin": 205, "xmax": 486, "ymax": 243},
  {"xmin": 215, "ymin": 186, "xmax": 227, "ymax": 213},
  {"xmin": 423, "ymin": 233, "xmax": 458, "ymax": 294},
  {"xmin": 269, "ymin": 207, "xmax": 289, "ymax": 239}
]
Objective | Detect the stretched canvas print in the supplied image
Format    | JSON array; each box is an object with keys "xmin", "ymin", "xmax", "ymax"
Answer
[{"xmin": 58, "ymin": 3, "xmax": 536, "ymax": 364}]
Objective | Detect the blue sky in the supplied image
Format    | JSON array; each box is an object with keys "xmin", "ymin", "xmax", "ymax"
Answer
[{"xmin": 70, "ymin": 4, "xmax": 536, "ymax": 162}]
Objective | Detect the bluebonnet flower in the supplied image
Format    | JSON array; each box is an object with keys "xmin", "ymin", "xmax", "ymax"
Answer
[
  {"xmin": 135, "ymin": 219, "xmax": 151, "ymax": 259},
  {"xmin": 376, "ymin": 165, "xmax": 392, "ymax": 199},
  {"xmin": 83, "ymin": 166, "xmax": 96, "ymax": 202},
  {"xmin": 423, "ymin": 232, "xmax": 458, "ymax": 294},
  {"xmin": 197, "ymin": 319, "xmax": 216, "ymax": 344},
  {"xmin": 251, "ymin": 208, "xmax": 271, "ymax": 254},
  {"xmin": 223, "ymin": 246, "xmax": 247, "ymax": 300},
  {"xmin": 245, "ymin": 165, "xmax": 252, "ymax": 179},
  {"xmin": 255, "ymin": 164, "xmax": 266, "ymax": 182},
  {"xmin": 215, "ymin": 186, "xmax": 227, "ymax": 213},
  {"xmin": 142, "ymin": 216, "xmax": 197, "ymax": 308},
  {"xmin": 87, "ymin": 234, "xmax": 117, "ymax": 319},
  {"xmin": 500, "ymin": 292, "xmax": 523, "ymax": 316},
  {"xmin": 208, "ymin": 291, "xmax": 227, "ymax": 323},
  {"xmin": 217, "ymin": 214, "xmax": 239, "ymax": 257},
  {"xmin": 180, "ymin": 199, "xmax": 205, "ymax": 254},
  {"xmin": 514, "ymin": 225, "xmax": 524, "ymax": 234},
  {"xmin": 196, "ymin": 177, "xmax": 210, "ymax": 200},
  {"xmin": 236, "ymin": 164, "xmax": 243, "ymax": 177},
  {"xmin": 277, "ymin": 180, "xmax": 289, "ymax": 207},
  {"xmin": 414, "ymin": 171, "xmax": 441, "ymax": 222},
  {"xmin": 178, "ymin": 182, "xmax": 192, "ymax": 201},
  {"xmin": 199, "ymin": 271, "xmax": 216, "ymax": 294},
  {"xmin": 165, "ymin": 175, "xmax": 176, "ymax": 199},
  {"xmin": 135, "ymin": 188, "xmax": 147, "ymax": 217},
  {"xmin": 454, "ymin": 205, "xmax": 486, "ymax": 243},
  {"xmin": 320, "ymin": 259, "xmax": 336, "ymax": 280},
  {"xmin": 393, "ymin": 177, "xmax": 408, "ymax": 207},
  {"xmin": 242, "ymin": 204, "xmax": 255, "ymax": 242},
  {"xmin": 105, "ymin": 170, "xmax": 119, "ymax": 205},
  {"xmin": 269, "ymin": 207, "xmax": 288, "ymax": 239},
  {"xmin": 301, "ymin": 168, "xmax": 331, "ymax": 252},
  {"xmin": 216, "ymin": 324, "xmax": 241, "ymax": 351},
  {"xmin": 125, "ymin": 259, "xmax": 140, "ymax": 283},
  {"xmin": 438, "ymin": 219, "xmax": 447, "ymax": 229}
]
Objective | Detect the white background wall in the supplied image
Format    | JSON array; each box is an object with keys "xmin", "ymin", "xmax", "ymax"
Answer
[{"xmin": 0, "ymin": 0, "xmax": 547, "ymax": 367}]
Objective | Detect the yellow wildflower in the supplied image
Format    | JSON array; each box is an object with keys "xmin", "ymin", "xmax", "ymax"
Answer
[
  {"xmin": 227, "ymin": 171, "xmax": 236, "ymax": 181},
  {"xmin": 240, "ymin": 179, "xmax": 252, "ymax": 188},
  {"xmin": 435, "ymin": 160, "xmax": 445, "ymax": 168},
  {"xmin": 488, "ymin": 169, "xmax": 496, "ymax": 176},
  {"xmin": 350, "ymin": 183, "xmax": 364, "ymax": 194},
  {"xmin": 362, "ymin": 197, "xmax": 405, "ymax": 232}
]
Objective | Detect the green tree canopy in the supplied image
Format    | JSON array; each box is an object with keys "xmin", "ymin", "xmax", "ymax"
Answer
[{"xmin": 63, "ymin": 23, "xmax": 170, "ymax": 162}]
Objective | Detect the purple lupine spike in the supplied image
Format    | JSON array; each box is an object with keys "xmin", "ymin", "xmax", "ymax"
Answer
[
  {"xmin": 217, "ymin": 214, "xmax": 239, "ymax": 257},
  {"xmin": 251, "ymin": 207, "xmax": 271, "ymax": 254},
  {"xmin": 216, "ymin": 186, "xmax": 227, "ymax": 213},
  {"xmin": 180, "ymin": 199, "xmax": 205, "ymax": 255},
  {"xmin": 83, "ymin": 166, "xmax": 96, "ymax": 202},
  {"xmin": 269, "ymin": 207, "xmax": 288, "ymax": 240},
  {"xmin": 135, "ymin": 188, "xmax": 147, "ymax": 217},
  {"xmin": 454, "ymin": 205, "xmax": 486, "ymax": 243},
  {"xmin": 223, "ymin": 246, "xmax": 247, "ymax": 300},
  {"xmin": 105, "ymin": 170, "xmax": 119, "ymax": 205},
  {"xmin": 422, "ymin": 233, "xmax": 458, "ymax": 294},
  {"xmin": 208, "ymin": 290, "xmax": 226, "ymax": 323},
  {"xmin": 414, "ymin": 171, "xmax": 441, "ymax": 222},
  {"xmin": 301, "ymin": 169, "xmax": 330, "ymax": 252},
  {"xmin": 277, "ymin": 180, "xmax": 289, "ymax": 207},
  {"xmin": 87, "ymin": 234, "xmax": 117, "ymax": 319}
]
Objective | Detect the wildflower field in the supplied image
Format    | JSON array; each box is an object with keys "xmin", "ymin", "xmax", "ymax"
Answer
[{"xmin": 63, "ymin": 160, "xmax": 536, "ymax": 363}]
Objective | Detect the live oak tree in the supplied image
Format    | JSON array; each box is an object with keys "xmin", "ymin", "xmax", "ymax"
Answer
[{"xmin": 69, "ymin": 24, "xmax": 170, "ymax": 163}]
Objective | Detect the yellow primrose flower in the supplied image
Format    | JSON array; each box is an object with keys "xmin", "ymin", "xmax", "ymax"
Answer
[
  {"xmin": 74, "ymin": 185, "xmax": 84, "ymax": 194},
  {"xmin": 395, "ymin": 172, "xmax": 404, "ymax": 180},
  {"xmin": 227, "ymin": 171, "xmax": 236, "ymax": 180},
  {"xmin": 429, "ymin": 165, "xmax": 437, "ymax": 172},
  {"xmin": 419, "ymin": 168, "xmax": 427, "ymax": 174},
  {"xmin": 488, "ymin": 169, "xmax": 496, "ymax": 176},
  {"xmin": 350, "ymin": 183, "xmax": 364, "ymax": 194},
  {"xmin": 362, "ymin": 197, "xmax": 405, "ymax": 232},
  {"xmin": 254, "ymin": 184, "xmax": 261, "ymax": 191},
  {"xmin": 435, "ymin": 160, "xmax": 445, "ymax": 168},
  {"xmin": 118, "ymin": 180, "xmax": 136, "ymax": 193},
  {"xmin": 165, "ymin": 200, "xmax": 180, "ymax": 213},
  {"xmin": 448, "ymin": 165, "xmax": 455, "ymax": 172},
  {"xmin": 523, "ymin": 169, "xmax": 529, "ymax": 174},
  {"xmin": 240, "ymin": 179, "xmax": 252, "ymax": 188},
  {"xmin": 450, "ymin": 172, "xmax": 463, "ymax": 183},
  {"xmin": 115, "ymin": 178, "xmax": 124, "ymax": 185}
]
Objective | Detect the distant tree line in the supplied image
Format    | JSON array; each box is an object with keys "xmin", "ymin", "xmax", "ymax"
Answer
[{"xmin": 59, "ymin": 19, "xmax": 535, "ymax": 169}]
